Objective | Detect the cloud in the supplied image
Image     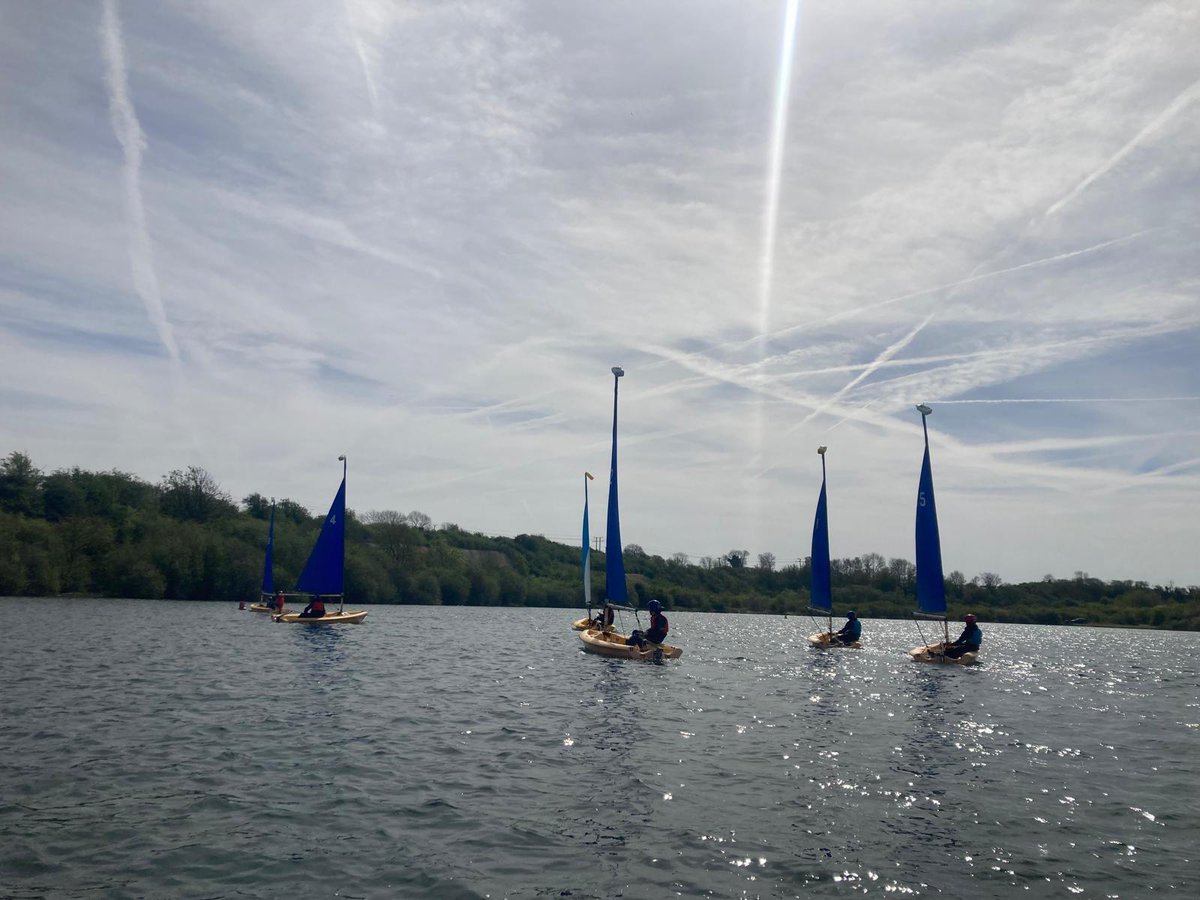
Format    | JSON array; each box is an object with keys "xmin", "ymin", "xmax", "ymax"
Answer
[{"xmin": 1, "ymin": 0, "xmax": 1198, "ymax": 585}]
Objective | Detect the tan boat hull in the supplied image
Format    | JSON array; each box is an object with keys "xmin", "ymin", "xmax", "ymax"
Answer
[
  {"xmin": 579, "ymin": 627, "xmax": 681, "ymax": 661},
  {"xmin": 273, "ymin": 610, "xmax": 367, "ymax": 624},
  {"xmin": 909, "ymin": 643, "xmax": 978, "ymax": 665},
  {"xmin": 807, "ymin": 632, "xmax": 862, "ymax": 649}
]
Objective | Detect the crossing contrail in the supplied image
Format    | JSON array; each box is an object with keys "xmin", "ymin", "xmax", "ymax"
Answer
[
  {"xmin": 1046, "ymin": 78, "xmax": 1200, "ymax": 218},
  {"xmin": 101, "ymin": 0, "xmax": 180, "ymax": 365}
]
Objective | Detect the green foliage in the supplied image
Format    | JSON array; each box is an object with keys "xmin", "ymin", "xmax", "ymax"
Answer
[{"xmin": 0, "ymin": 451, "xmax": 1198, "ymax": 630}]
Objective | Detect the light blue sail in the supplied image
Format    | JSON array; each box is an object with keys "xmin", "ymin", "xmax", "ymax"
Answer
[
  {"xmin": 914, "ymin": 411, "xmax": 946, "ymax": 617},
  {"xmin": 809, "ymin": 453, "xmax": 832, "ymax": 614},
  {"xmin": 260, "ymin": 501, "xmax": 276, "ymax": 596},
  {"xmin": 604, "ymin": 367, "xmax": 628, "ymax": 604},
  {"xmin": 295, "ymin": 465, "xmax": 346, "ymax": 597}
]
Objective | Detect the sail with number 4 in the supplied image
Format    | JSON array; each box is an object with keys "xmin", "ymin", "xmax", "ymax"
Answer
[
  {"xmin": 276, "ymin": 456, "xmax": 366, "ymax": 623},
  {"xmin": 295, "ymin": 472, "xmax": 345, "ymax": 599},
  {"xmin": 914, "ymin": 405, "xmax": 946, "ymax": 621}
]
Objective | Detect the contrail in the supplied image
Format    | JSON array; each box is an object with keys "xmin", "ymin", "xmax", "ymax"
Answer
[
  {"xmin": 799, "ymin": 313, "xmax": 934, "ymax": 427},
  {"xmin": 930, "ymin": 396, "xmax": 1200, "ymax": 405},
  {"xmin": 1046, "ymin": 78, "xmax": 1200, "ymax": 218},
  {"xmin": 101, "ymin": 0, "xmax": 180, "ymax": 364},
  {"xmin": 343, "ymin": 0, "xmax": 380, "ymax": 117}
]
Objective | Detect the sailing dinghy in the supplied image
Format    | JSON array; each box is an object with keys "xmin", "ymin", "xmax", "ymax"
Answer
[
  {"xmin": 274, "ymin": 456, "xmax": 367, "ymax": 625},
  {"xmin": 579, "ymin": 367, "xmax": 682, "ymax": 661},
  {"xmin": 907, "ymin": 405, "xmax": 975, "ymax": 665},
  {"xmin": 806, "ymin": 447, "xmax": 860, "ymax": 648}
]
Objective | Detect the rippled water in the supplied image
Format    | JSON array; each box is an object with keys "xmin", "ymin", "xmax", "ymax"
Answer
[{"xmin": 2, "ymin": 599, "xmax": 1196, "ymax": 899}]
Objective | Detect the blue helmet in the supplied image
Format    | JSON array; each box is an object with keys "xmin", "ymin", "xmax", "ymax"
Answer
[
  {"xmin": 847, "ymin": 611, "xmax": 858, "ymax": 619},
  {"xmin": 647, "ymin": 600, "xmax": 662, "ymax": 613}
]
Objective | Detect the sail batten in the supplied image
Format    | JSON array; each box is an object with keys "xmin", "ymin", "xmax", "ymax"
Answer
[
  {"xmin": 604, "ymin": 369, "xmax": 628, "ymax": 604},
  {"xmin": 295, "ymin": 476, "xmax": 346, "ymax": 596}
]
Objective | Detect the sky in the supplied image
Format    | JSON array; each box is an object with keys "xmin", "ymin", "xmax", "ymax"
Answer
[{"xmin": 1, "ymin": 0, "xmax": 1198, "ymax": 587}]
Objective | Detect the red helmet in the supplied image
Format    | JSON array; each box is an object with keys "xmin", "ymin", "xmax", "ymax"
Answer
[{"xmin": 964, "ymin": 614, "xmax": 977, "ymax": 624}]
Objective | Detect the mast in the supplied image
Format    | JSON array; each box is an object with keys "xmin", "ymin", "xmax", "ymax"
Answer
[
  {"xmin": 582, "ymin": 471, "xmax": 594, "ymax": 612},
  {"xmin": 914, "ymin": 404, "xmax": 948, "ymax": 645},
  {"xmin": 261, "ymin": 499, "xmax": 276, "ymax": 599},
  {"xmin": 604, "ymin": 366, "xmax": 628, "ymax": 604}
]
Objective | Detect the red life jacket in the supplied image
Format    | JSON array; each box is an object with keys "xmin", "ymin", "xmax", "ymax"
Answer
[{"xmin": 649, "ymin": 611, "xmax": 668, "ymax": 637}]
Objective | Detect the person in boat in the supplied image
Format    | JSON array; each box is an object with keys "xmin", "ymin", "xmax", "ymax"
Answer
[
  {"xmin": 944, "ymin": 613, "xmax": 982, "ymax": 658},
  {"xmin": 268, "ymin": 590, "xmax": 286, "ymax": 612},
  {"xmin": 590, "ymin": 604, "xmax": 615, "ymax": 630},
  {"xmin": 627, "ymin": 600, "xmax": 668, "ymax": 649},
  {"xmin": 830, "ymin": 611, "xmax": 861, "ymax": 645},
  {"xmin": 299, "ymin": 595, "xmax": 326, "ymax": 619}
]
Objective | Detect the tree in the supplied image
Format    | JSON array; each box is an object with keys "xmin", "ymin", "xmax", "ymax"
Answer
[
  {"xmin": 980, "ymin": 572, "xmax": 1002, "ymax": 590},
  {"xmin": 669, "ymin": 552, "xmax": 690, "ymax": 567},
  {"xmin": 407, "ymin": 511, "xmax": 433, "ymax": 530},
  {"xmin": 159, "ymin": 467, "xmax": 236, "ymax": 522},
  {"xmin": 727, "ymin": 549, "xmax": 749, "ymax": 569},
  {"xmin": 242, "ymin": 493, "xmax": 272, "ymax": 519},
  {"xmin": 0, "ymin": 451, "xmax": 44, "ymax": 516},
  {"xmin": 277, "ymin": 498, "xmax": 310, "ymax": 525},
  {"xmin": 624, "ymin": 543, "xmax": 646, "ymax": 558},
  {"xmin": 757, "ymin": 552, "xmax": 776, "ymax": 571}
]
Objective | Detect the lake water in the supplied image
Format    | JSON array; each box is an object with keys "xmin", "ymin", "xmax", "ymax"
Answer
[{"xmin": 2, "ymin": 599, "xmax": 1196, "ymax": 899}]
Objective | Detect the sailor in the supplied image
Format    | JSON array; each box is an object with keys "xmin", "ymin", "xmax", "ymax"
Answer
[
  {"xmin": 831, "ymin": 611, "xmax": 861, "ymax": 645},
  {"xmin": 627, "ymin": 600, "xmax": 668, "ymax": 649},
  {"xmin": 591, "ymin": 604, "xmax": 615, "ymax": 630},
  {"xmin": 944, "ymin": 613, "xmax": 982, "ymax": 658},
  {"xmin": 270, "ymin": 590, "xmax": 286, "ymax": 612},
  {"xmin": 299, "ymin": 595, "xmax": 326, "ymax": 619}
]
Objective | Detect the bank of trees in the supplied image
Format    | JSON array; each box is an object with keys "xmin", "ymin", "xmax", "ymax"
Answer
[{"xmin": 1, "ymin": 452, "xmax": 1197, "ymax": 629}]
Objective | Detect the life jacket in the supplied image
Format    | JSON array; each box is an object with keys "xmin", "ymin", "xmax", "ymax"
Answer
[{"xmin": 647, "ymin": 611, "xmax": 668, "ymax": 640}]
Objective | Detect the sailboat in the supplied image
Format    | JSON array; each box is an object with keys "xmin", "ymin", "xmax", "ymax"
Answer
[
  {"xmin": 248, "ymin": 501, "xmax": 281, "ymax": 613},
  {"xmin": 908, "ymin": 405, "xmax": 976, "ymax": 664},
  {"xmin": 572, "ymin": 472, "xmax": 607, "ymax": 631},
  {"xmin": 579, "ymin": 367, "xmax": 682, "ymax": 660},
  {"xmin": 274, "ymin": 455, "xmax": 367, "ymax": 625},
  {"xmin": 806, "ymin": 447, "xmax": 860, "ymax": 648}
]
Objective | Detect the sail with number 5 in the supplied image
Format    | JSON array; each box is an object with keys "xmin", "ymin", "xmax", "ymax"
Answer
[{"xmin": 914, "ymin": 407, "xmax": 946, "ymax": 621}]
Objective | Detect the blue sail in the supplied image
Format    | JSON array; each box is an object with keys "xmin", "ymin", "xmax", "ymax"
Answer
[
  {"xmin": 295, "ymin": 476, "xmax": 346, "ymax": 596},
  {"xmin": 810, "ymin": 475, "xmax": 832, "ymax": 614},
  {"xmin": 914, "ymin": 444, "xmax": 946, "ymax": 617},
  {"xmin": 260, "ymin": 502, "xmax": 276, "ymax": 595},
  {"xmin": 582, "ymin": 477, "xmax": 592, "ymax": 608},
  {"xmin": 604, "ymin": 371, "xmax": 628, "ymax": 604}
]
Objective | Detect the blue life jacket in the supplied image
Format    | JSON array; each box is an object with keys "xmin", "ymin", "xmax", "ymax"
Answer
[{"xmin": 958, "ymin": 623, "xmax": 982, "ymax": 649}]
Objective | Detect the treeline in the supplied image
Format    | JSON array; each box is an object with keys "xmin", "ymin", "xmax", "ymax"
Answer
[{"xmin": 1, "ymin": 452, "xmax": 1198, "ymax": 630}]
